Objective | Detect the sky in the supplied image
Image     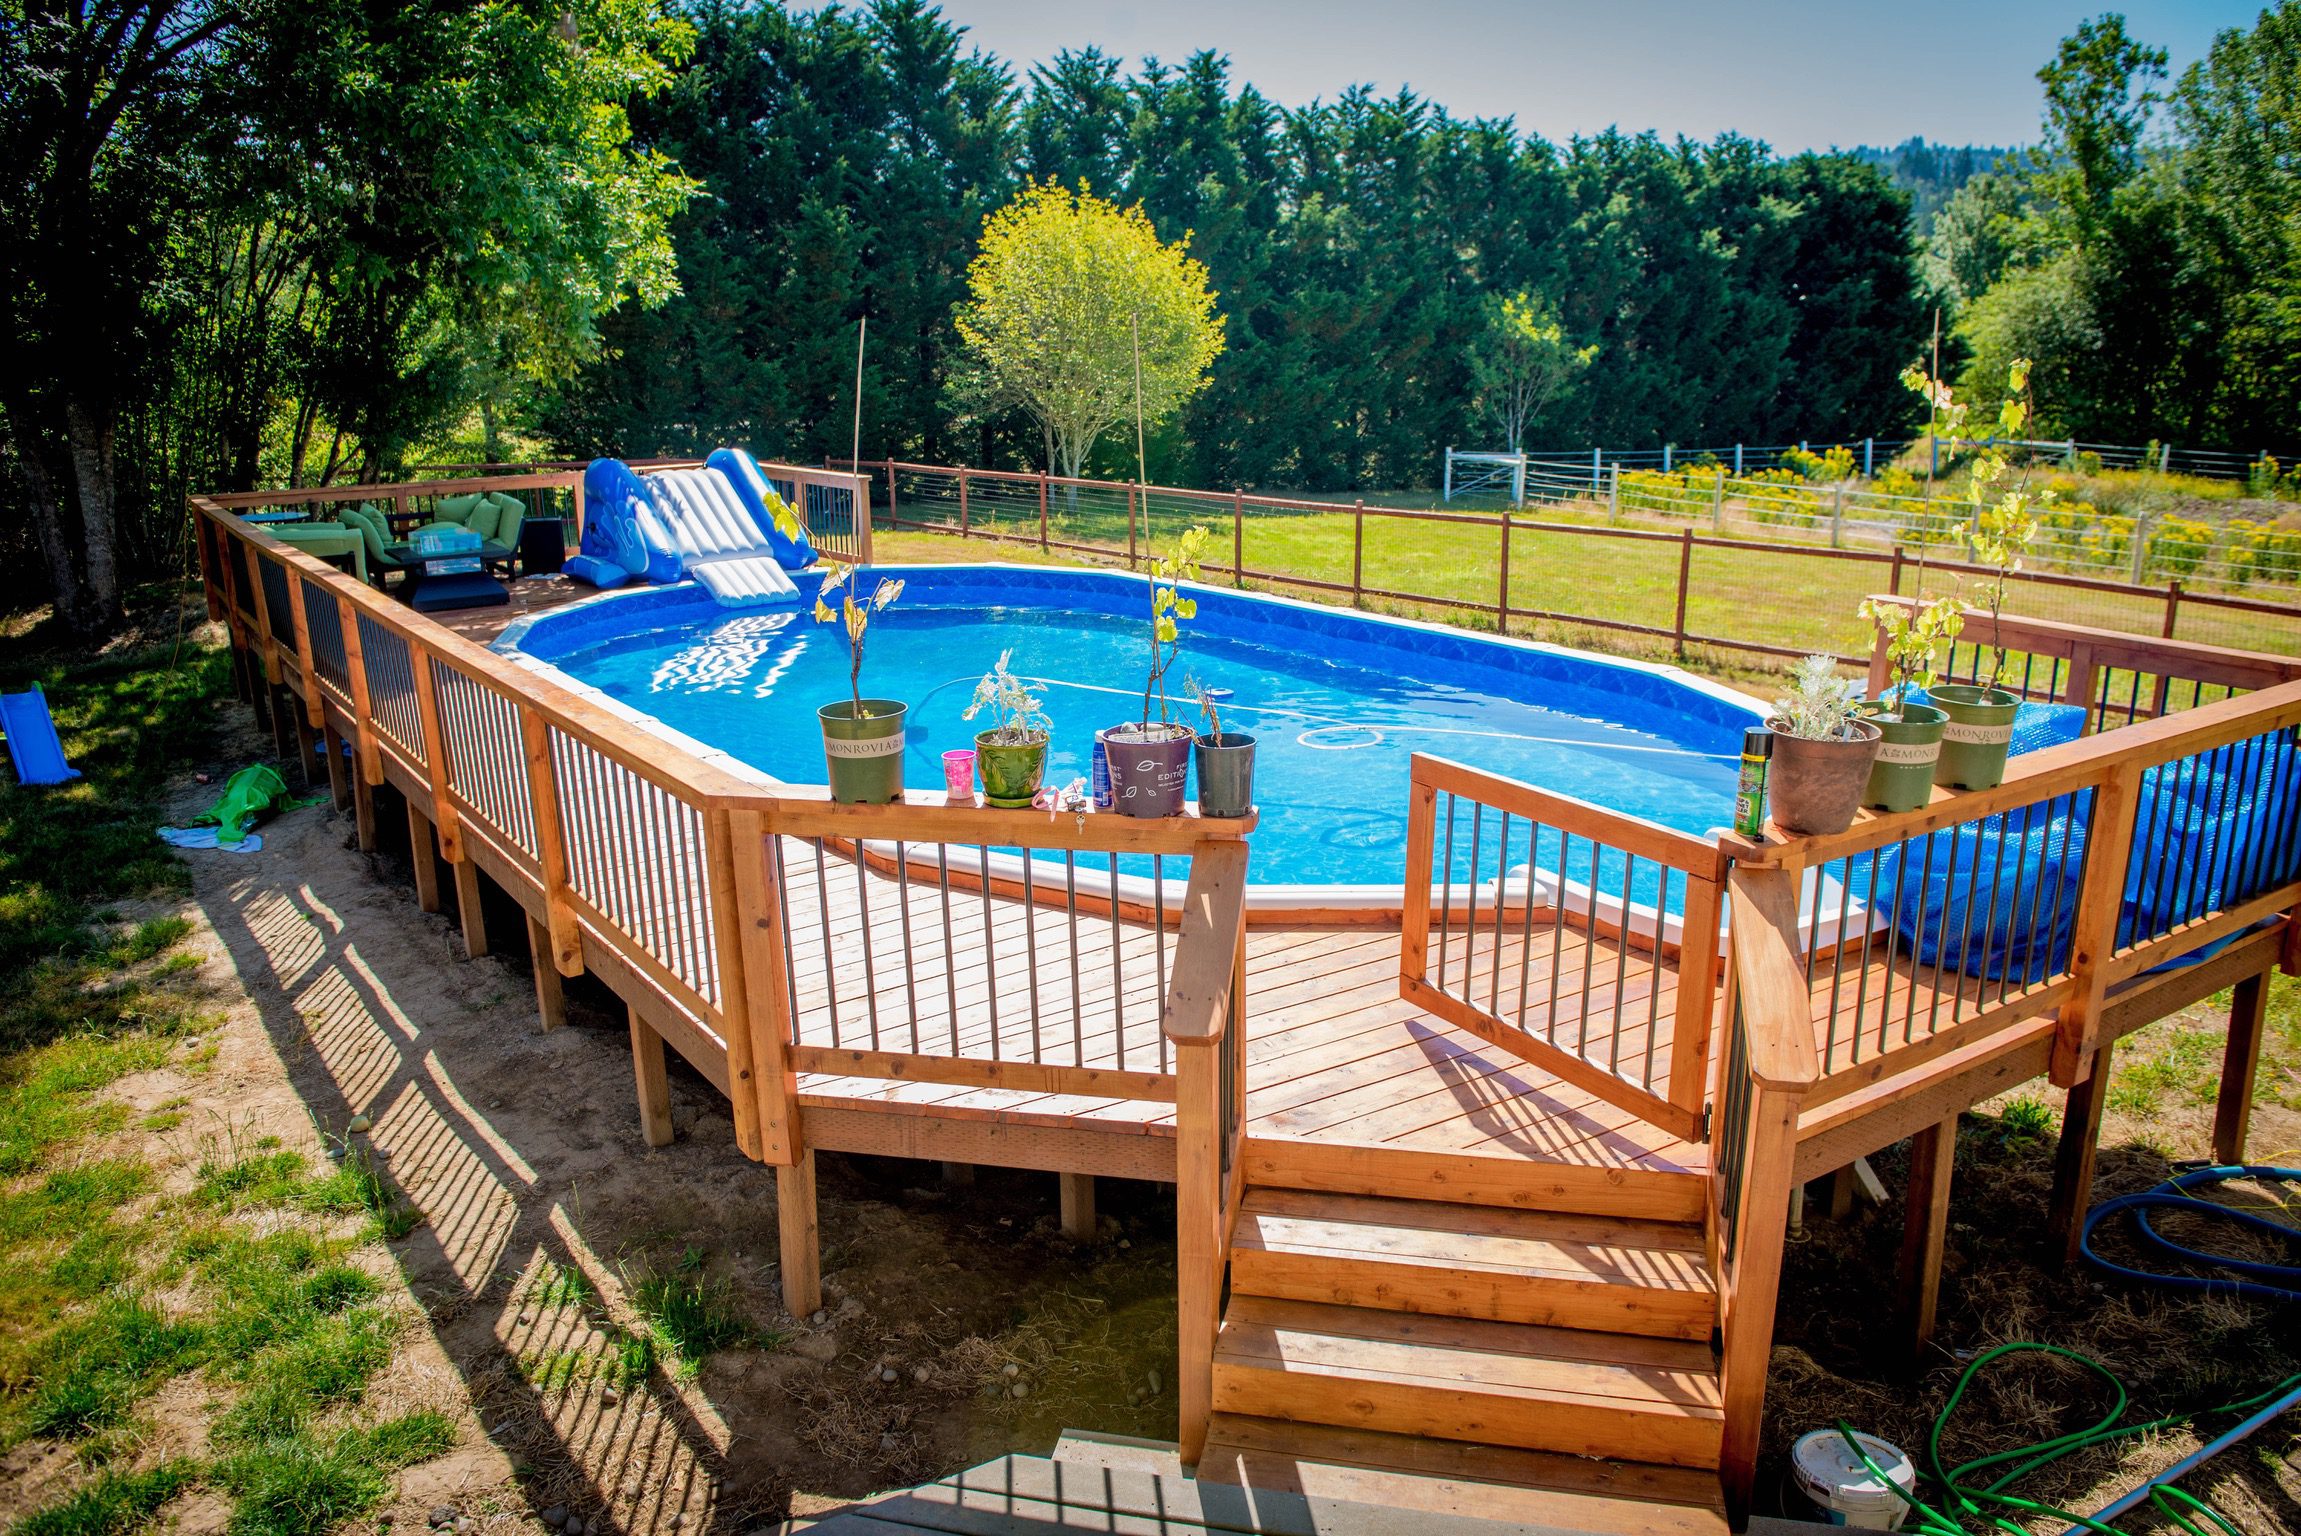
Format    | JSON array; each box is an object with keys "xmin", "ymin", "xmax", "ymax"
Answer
[{"xmin": 932, "ymin": 0, "xmax": 2265, "ymax": 151}]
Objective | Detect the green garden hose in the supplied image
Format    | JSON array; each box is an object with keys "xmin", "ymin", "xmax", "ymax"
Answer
[{"xmin": 1829, "ymin": 1342, "xmax": 2301, "ymax": 1536}]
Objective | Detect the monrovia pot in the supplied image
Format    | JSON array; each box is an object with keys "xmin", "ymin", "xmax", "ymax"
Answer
[
  {"xmin": 1859, "ymin": 701, "xmax": 1947, "ymax": 813},
  {"xmin": 975, "ymin": 731, "xmax": 1048, "ymax": 809},
  {"xmin": 1100, "ymin": 722, "xmax": 1192, "ymax": 818},
  {"xmin": 1194, "ymin": 731, "xmax": 1257, "ymax": 819},
  {"xmin": 819, "ymin": 699, "xmax": 907, "ymax": 804},
  {"xmin": 1765, "ymin": 717, "xmax": 1883, "ymax": 836},
  {"xmin": 1931, "ymin": 683, "xmax": 2020, "ymax": 790}
]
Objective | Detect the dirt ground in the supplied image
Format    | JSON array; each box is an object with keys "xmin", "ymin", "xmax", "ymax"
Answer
[{"xmin": 4, "ymin": 707, "xmax": 1184, "ymax": 1534}]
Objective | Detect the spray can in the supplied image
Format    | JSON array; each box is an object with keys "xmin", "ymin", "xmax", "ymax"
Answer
[
  {"xmin": 1090, "ymin": 736, "xmax": 1113, "ymax": 808},
  {"xmin": 1734, "ymin": 726, "xmax": 1774, "ymax": 838}
]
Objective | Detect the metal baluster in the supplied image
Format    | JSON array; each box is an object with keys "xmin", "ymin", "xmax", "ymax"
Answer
[
  {"xmin": 772, "ymin": 837, "xmax": 801, "ymax": 1045},
  {"xmin": 1924, "ymin": 826, "xmax": 1963, "ymax": 1038},
  {"xmin": 1948, "ymin": 810, "xmax": 1990, "ymax": 1020},
  {"xmin": 812, "ymin": 839, "xmax": 839, "ymax": 1047},
  {"xmin": 1640, "ymin": 867, "xmax": 1669, "ymax": 1091},
  {"xmin": 1997, "ymin": 801, "xmax": 2042, "ymax": 1006},
  {"xmin": 1545, "ymin": 831, "xmax": 1569, "ymax": 1042},
  {"xmin": 1064, "ymin": 852, "xmax": 1085, "ymax": 1064},
  {"xmin": 1021, "ymin": 850, "xmax": 1042, "ymax": 1059},
  {"xmin": 1852, "ymin": 849, "xmax": 1883, "ymax": 1058},
  {"xmin": 852, "ymin": 840, "xmax": 880, "ymax": 1048},
  {"xmin": 2042, "ymin": 792, "xmax": 2082, "ymax": 978},
  {"xmin": 1967, "ymin": 807, "xmax": 2013, "ymax": 1018},
  {"xmin": 1489, "ymin": 812, "xmax": 1511, "ymax": 1019},
  {"xmin": 1826, "ymin": 856, "xmax": 1855, "ymax": 1060},
  {"xmin": 1108, "ymin": 854, "xmax": 1125, "ymax": 1071},
  {"xmin": 1437, "ymin": 796, "xmax": 1456, "ymax": 996},
  {"xmin": 895, "ymin": 841, "xmax": 919, "ymax": 1053},
  {"xmin": 980, "ymin": 846, "xmax": 1000, "ymax": 1061},
  {"xmin": 937, "ymin": 845, "xmax": 959, "ymax": 1055},
  {"xmin": 1515, "ymin": 819, "xmax": 1543, "ymax": 1027},
  {"xmin": 1577, "ymin": 839, "xmax": 1601, "ymax": 1058},
  {"xmin": 1903, "ymin": 833, "xmax": 1937, "ymax": 1043},
  {"xmin": 1154, "ymin": 855, "xmax": 1168, "ymax": 1072},
  {"xmin": 1463, "ymin": 804, "xmax": 1484, "ymax": 1001},
  {"xmin": 1609, "ymin": 853, "xmax": 1634, "ymax": 1073}
]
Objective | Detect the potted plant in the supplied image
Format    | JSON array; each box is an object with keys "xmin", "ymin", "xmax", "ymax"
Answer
[
  {"xmin": 1102, "ymin": 526, "xmax": 1213, "ymax": 818},
  {"xmin": 811, "ymin": 565, "xmax": 908, "ymax": 803},
  {"xmin": 1766, "ymin": 654, "xmax": 1882, "ymax": 836},
  {"xmin": 1913, "ymin": 358, "xmax": 2042, "ymax": 790},
  {"xmin": 1187, "ymin": 676, "xmax": 1255, "ymax": 819},
  {"xmin": 963, "ymin": 649, "xmax": 1052, "ymax": 808},
  {"xmin": 1855, "ymin": 592, "xmax": 1959, "ymax": 812}
]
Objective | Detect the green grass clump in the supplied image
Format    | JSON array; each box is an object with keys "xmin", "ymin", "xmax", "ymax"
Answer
[
  {"xmin": 629, "ymin": 1249, "xmax": 758, "ymax": 1376},
  {"xmin": 2108, "ymin": 1026, "xmax": 2222, "ymax": 1117},
  {"xmin": 525, "ymin": 1257, "xmax": 597, "ymax": 1311},
  {"xmin": 11, "ymin": 1460, "xmax": 195, "ymax": 1536},
  {"xmin": 211, "ymin": 1411, "xmax": 455, "ymax": 1536},
  {"xmin": 195, "ymin": 1148, "xmax": 310, "ymax": 1209},
  {"xmin": 298, "ymin": 1146, "xmax": 418, "ymax": 1238},
  {"xmin": 22, "ymin": 1295, "xmax": 208, "ymax": 1440}
]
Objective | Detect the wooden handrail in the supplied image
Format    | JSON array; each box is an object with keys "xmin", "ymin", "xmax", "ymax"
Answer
[
  {"xmin": 1411, "ymin": 753, "xmax": 1727, "ymax": 876},
  {"xmin": 1728, "ymin": 678, "xmax": 2301, "ymax": 870},
  {"xmin": 767, "ymin": 792, "xmax": 1255, "ymax": 857},
  {"xmin": 1724, "ymin": 868, "xmax": 1821, "ymax": 1093},
  {"xmin": 1864, "ymin": 594, "xmax": 2301, "ymax": 695}
]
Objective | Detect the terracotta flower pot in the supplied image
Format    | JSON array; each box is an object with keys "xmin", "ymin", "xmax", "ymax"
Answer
[
  {"xmin": 1931, "ymin": 683, "xmax": 2020, "ymax": 790},
  {"xmin": 1859, "ymin": 701, "xmax": 1947, "ymax": 813},
  {"xmin": 1765, "ymin": 717, "xmax": 1883, "ymax": 836},
  {"xmin": 1099, "ymin": 722, "xmax": 1192, "ymax": 818},
  {"xmin": 974, "ymin": 731, "xmax": 1048, "ymax": 809},
  {"xmin": 819, "ymin": 699, "xmax": 907, "ymax": 804}
]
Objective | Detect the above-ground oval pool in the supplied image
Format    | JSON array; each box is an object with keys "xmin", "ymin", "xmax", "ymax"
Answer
[{"xmin": 497, "ymin": 565, "xmax": 1764, "ymax": 898}]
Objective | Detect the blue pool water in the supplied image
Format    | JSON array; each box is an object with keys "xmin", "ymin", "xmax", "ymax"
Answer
[{"xmin": 500, "ymin": 566, "xmax": 1762, "ymax": 891}]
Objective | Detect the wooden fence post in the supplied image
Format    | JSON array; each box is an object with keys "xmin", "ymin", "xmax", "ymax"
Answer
[
  {"xmin": 1173, "ymin": 1032, "xmax": 1220, "ymax": 1464},
  {"xmin": 1713, "ymin": 466, "xmax": 1726, "ymax": 530},
  {"xmin": 1889, "ymin": 543, "xmax": 1906, "ymax": 595},
  {"xmin": 2152, "ymin": 579, "xmax": 2183, "ymax": 714},
  {"xmin": 884, "ymin": 459, "xmax": 899, "ymax": 526},
  {"xmin": 720, "ymin": 805, "xmax": 799, "ymax": 1167},
  {"xmin": 1496, "ymin": 509, "xmax": 1511, "ymax": 634},
  {"xmin": 957, "ymin": 468, "xmax": 970, "ymax": 537},
  {"xmin": 1608, "ymin": 463, "xmax": 1620, "ymax": 524},
  {"xmin": 1232, "ymin": 488, "xmax": 1244, "ymax": 587},
  {"xmin": 1351, "ymin": 500, "xmax": 1365, "ymax": 608},
  {"xmin": 1672, "ymin": 527, "xmax": 1693, "ymax": 657},
  {"xmin": 1038, "ymin": 472, "xmax": 1050, "ymax": 552},
  {"xmin": 1126, "ymin": 481, "xmax": 1138, "ymax": 568},
  {"xmin": 2051, "ymin": 757, "xmax": 2142, "ymax": 1090}
]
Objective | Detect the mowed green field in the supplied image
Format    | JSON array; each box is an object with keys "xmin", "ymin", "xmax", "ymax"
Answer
[{"xmin": 876, "ymin": 498, "xmax": 2301, "ymax": 680}]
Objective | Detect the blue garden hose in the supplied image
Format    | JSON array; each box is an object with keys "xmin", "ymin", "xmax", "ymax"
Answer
[{"xmin": 2080, "ymin": 1164, "xmax": 2301, "ymax": 1304}]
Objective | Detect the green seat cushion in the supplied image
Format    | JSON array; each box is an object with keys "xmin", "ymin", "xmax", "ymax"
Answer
[
  {"xmin": 438, "ymin": 492, "xmax": 487, "ymax": 525},
  {"xmin": 334, "ymin": 504, "xmax": 391, "ymax": 568},
  {"xmin": 462, "ymin": 497, "xmax": 502, "ymax": 544},
  {"xmin": 486, "ymin": 492, "xmax": 525, "ymax": 554}
]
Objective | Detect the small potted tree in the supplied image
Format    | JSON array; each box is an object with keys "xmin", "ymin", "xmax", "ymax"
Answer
[
  {"xmin": 812, "ymin": 566, "xmax": 909, "ymax": 803},
  {"xmin": 1932, "ymin": 360, "xmax": 2042, "ymax": 790},
  {"xmin": 1102, "ymin": 526, "xmax": 1213, "ymax": 818},
  {"xmin": 1856, "ymin": 592, "xmax": 1959, "ymax": 812},
  {"xmin": 963, "ymin": 649, "xmax": 1052, "ymax": 808},
  {"xmin": 1187, "ymin": 676, "xmax": 1255, "ymax": 819},
  {"xmin": 1766, "ymin": 654, "xmax": 1882, "ymax": 836}
]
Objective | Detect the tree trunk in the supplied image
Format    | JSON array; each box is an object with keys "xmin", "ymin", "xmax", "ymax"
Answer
[
  {"xmin": 8, "ymin": 417, "xmax": 92, "ymax": 629},
  {"xmin": 61, "ymin": 395, "xmax": 124, "ymax": 631}
]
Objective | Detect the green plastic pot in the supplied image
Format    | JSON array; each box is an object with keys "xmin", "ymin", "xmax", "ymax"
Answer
[
  {"xmin": 975, "ymin": 731, "xmax": 1048, "ymax": 809},
  {"xmin": 1859, "ymin": 701, "xmax": 1948, "ymax": 812},
  {"xmin": 819, "ymin": 699, "xmax": 908, "ymax": 803},
  {"xmin": 1931, "ymin": 684, "xmax": 2019, "ymax": 790}
]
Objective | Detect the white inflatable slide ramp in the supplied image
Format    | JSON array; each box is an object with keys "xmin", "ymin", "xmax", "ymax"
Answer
[{"xmin": 644, "ymin": 468, "xmax": 802, "ymax": 606}]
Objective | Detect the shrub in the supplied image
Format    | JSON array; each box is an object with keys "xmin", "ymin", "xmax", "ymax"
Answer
[{"xmin": 2148, "ymin": 515, "xmax": 2215, "ymax": 579}]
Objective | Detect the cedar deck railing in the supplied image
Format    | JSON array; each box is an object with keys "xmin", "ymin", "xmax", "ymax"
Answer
[{"xmin": 193, "ymin": 478, "xmax": 2300, "ymax": 1524}]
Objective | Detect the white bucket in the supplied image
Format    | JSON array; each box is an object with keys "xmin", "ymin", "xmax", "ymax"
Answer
[{"xmin": 1790, "ymin": 1429, "xmax": 1917, "ymax": 1530}]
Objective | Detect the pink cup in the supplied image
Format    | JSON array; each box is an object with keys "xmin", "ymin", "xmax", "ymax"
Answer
[{"xmin": 942, "ymin": 748, "xmax": 977, "ymax": 802}]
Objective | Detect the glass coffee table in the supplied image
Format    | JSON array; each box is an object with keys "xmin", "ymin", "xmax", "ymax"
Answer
[{"xmin": 385, "ymin": 540, "xmax": 515, "ymax": 612}]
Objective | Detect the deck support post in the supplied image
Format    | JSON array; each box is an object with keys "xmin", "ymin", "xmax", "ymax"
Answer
[
  {"xmin": 939, "ymin": 1161, "xmax": 974, "ymax": 1188},
  {"xmin": 350, "ymin": 767, "xmax": 378, "ymax": 852},
  {"xmin": 453, "ymin": 858, "xmax": 489, "ymax": 959},
  {"xmin": 322, "ymin": 720, "xmax": 350, "ymax": 812},
  {"xmin": 2046, "ymin": 1040, "xmax": 2114, "ymax": 1265},
  {"xmin": 406, "ymin": 800, "xmax": 441, "ymax": 913},
  {"xmin": 2213, "ymin": 972, "xmax": 2269, "ymax": 1165},
  {"xmin": 778, "ymin": 1148, "xmax": 822, "ymax": 1319},
  {"xmin": 1822, "ymin": 1164, "xmax": 1858, "ymax": 1222},
  {"xmin": 527, "ymin": 914, "xmax": 566, "ymax": 1031},
  {"xmin": 1059, "ymin": 1173, "xmax": 1095, "ymax": 1242},
  {"xmin": 1897, "ymin": 1115, "xmax": 1958, "ymax": 1360},
  {"xmin": 629, "ymin": 1005, "xmax": 674, "ymax": 1148}
]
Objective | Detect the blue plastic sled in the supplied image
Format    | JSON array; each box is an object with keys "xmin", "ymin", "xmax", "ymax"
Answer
[{"xmin": 1, "ymin": 684, "xmax": 80, "ymax": 785}]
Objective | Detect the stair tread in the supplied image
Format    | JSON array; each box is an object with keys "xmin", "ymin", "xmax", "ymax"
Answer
[
  {"xmin": 1217, "ymin": 1295, "xmax": 1721, "ymax": 1412},
  {"xmin": 1236, "ymin": 1188, "xmax": 1715, "ymax": 1292},
  {"xmin": 1201, "ymin": 1414, "xmax": 1729, "ymax": 1536}
]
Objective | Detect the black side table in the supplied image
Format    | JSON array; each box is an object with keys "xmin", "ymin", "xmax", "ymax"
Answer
[{"xmin": 519, "ymin": 515, "xmax": 569, "ymax": 575}]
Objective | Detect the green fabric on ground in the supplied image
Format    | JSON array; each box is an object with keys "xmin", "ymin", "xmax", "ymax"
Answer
[{"xmin": 187, "ymin": 765, "xmax": 295, "ymax": 845}]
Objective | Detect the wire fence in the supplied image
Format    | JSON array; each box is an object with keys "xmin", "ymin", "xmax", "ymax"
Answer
[
  {"xmin": 1494, "ymin": 435, "xmax": 2301, "ymax": 482},
  {"xmin": 863, "ymin": 458, "xmax": 2301, "ymax": 669}
]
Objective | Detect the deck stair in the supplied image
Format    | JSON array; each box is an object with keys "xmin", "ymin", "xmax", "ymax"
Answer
[{"xmin": 1202, "ymin": 1164, "xmax": 1727, "ymax": 1533}]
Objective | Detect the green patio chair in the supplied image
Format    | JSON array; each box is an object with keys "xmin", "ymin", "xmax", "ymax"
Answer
[{"xmin": 272, "ymin": 521, "xmax": 367, "ymax": 584}]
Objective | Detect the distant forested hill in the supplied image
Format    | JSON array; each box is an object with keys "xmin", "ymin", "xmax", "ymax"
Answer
[{"xmin": 1847, "ymin": 138, "xmax": 2019, "ymax": 229}]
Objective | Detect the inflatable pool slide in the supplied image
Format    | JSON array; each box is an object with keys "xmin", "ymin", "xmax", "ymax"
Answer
[{"xmin": 569, "ymin": 448, "xmax": 817, "ymax": 607}]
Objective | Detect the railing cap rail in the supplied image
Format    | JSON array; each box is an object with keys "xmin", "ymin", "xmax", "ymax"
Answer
[
  {"xmin": 1725, "ymin": 866, "xmax": 1820, "ymax": 1091},
  {"xmin": 763, "ymin": 789, "xmax": 1254, "ymax": 854}
]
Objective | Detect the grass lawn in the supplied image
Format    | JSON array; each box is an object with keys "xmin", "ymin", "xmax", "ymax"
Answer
[
  {"xmin": 0, "ymin": 590, "xmax": 450, "ymax": 1536},
  {"xmin": 879, "ymin": 491, "xmax": 2301, "ymax": 663}
]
